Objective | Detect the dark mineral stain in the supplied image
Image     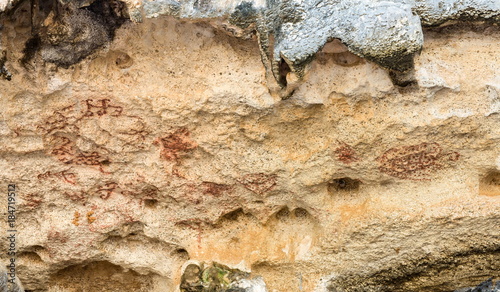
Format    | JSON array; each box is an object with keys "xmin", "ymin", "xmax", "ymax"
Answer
[{"xmin": 21, "ymin": 0, "xmax": 128, "ymax": 68}]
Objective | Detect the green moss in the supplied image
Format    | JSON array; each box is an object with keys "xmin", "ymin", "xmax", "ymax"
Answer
[{"xmin": 181, "ymin": 262, "xmax": 250, "ymax": 292}]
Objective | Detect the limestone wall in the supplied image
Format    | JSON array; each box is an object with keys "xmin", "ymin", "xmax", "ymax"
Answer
[{"xmin": 0, "ymin": 0, "xmax": 499, "ymax": 291}]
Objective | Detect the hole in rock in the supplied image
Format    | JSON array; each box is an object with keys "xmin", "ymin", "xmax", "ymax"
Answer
[
  {"xmin": 23, "ymin": 244, "xmax": 46, "ymax": 252},
  {"xmin": 144, "ymin": 198, "xmax": 158, "ymax": 208},
  {"xmin": 293, "ymin": 208, "xmax": 309, "ymax": 218},
  {"xmin": 173, "ymin": 248, "xmax": 190, "ymax": 260},
  {"xmin": 221, "ymin": 207, "xmax": 245, "ymax": 221},
  {"xmin": 275, "ymin": 207, "xmax": 290, "ymax": 220},
  {"xmin": 389, "ymin": 69, "xmax": 417, "ymax": 88},
  {"xmin": 328, "ymin": 177, "xmax": 361, "ymax": 192},
  {"xmin": 278, "ymin": 57, "xmax": 291, "ymax": 87},
  {"xmin": 49, "ymin": 261, "xmax": 153, "ymax": 291},
  {"xmin": 20, "ymin": 245, "xmax": 48, "ymax": 261},
  {"xmin": 17, "ymin": 251, "xmax": 44, "ymax": 264},
  {"xmin": 114, "ymin": 51, "xmax": 133, "ymax": 69},
  {"xmin": 331, "ymin": 52, "xmax": 362, "ymax": 67},
  {"xmin": 21, "ymin": 35, "xmax": 41, "ymax": 68},
  {"xmin": 479, "ymin": 170, "xmax": 500, "ymax": 196}
]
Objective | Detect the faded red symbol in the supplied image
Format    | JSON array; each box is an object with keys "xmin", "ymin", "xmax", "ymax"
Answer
[
  {"xmin": 39, "ymin": 105, "xmax": 78, "ymax": 134},
  {"xmin": 135, "ymin": 186, "xmax": 159, "ymax": 205},
  {"xmin": 48, "ymin": 135, "xmax": 109, "ymax": 169},
  {"xmin": 118, "ymin": 175, "xmax": 160, "ymax": 204},
  {"xmin": 200, "ymin": 182, "xmax": 233, "ymax": 197},
  {"xmin": 37, "ymin": 169, "xmax": 77, "ymax": 185},
  {"xmin": 47, "ymin": 229, "xmax": 69, "ymax": 244},
  {"xmin": 334, "ymin": 141, "xmax": 359, "ymax": 164},
  {"xmin": 377, "ymin": 142, "xmax": 460, "ymax": 180},
  {"xmin": 22, "ymin": 193, "xmax": 44, "ymax": 209},
  {"xmin": 86, "ymin": 199, "xmax": 141, "ymax": 233},
  {"xmin": 154, "ymin": 128, "xmax": 198, "ymax": 161},
  {"xmin": 49, "ymin": 135, "xmax": 74, "ymax": 162},
  {"xmin": 83, "ymin": 99, "xmax": 123, "ymax": 117},
  {"xmin": 238, "ymin": 173, "xmax": 277, "ymax": 195},
  {"xmin": 175, "ymin": 219, "xmax": 206, "ymax": 249},
  {"xmin": 121, "ymin": 127, "xmax": 150, "ymax": 149},
  {"xmin": 96, "ymin": 182, "xmax": 119, "ymax": 200},
  {"xmin": 64, "ymin": 190, "xmax": 88, "ymax": 204},
  {"xmin": 41, "ymin": 98, "xmax": 123, "ymax": 134},
  {"xmin": 41, "ymin": 98, "xmax": 150, "ymax": 170},
  {"xmin": 72, "ymin": 151, "xmax": 106, "ymax": 166}
]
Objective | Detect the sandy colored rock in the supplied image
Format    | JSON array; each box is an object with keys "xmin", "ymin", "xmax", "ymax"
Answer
[{"xmin": 0, "ymin": 2, "xmax": 499, "ymax": 292}]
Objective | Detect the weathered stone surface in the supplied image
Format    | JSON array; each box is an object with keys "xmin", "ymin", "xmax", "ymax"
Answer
[
  {"xmin": 2, "ymin": 0, "xmax": 499, "ymax": 95},
  {"xmin": 0, "ymin": 1, "xmax": 499, "ymax": 292},
  {"xmin": 179, "ymin": 261, "xmax": 267, "ymax": 291},
  {"xmin": 138, "ymin": 0, "xmax": 500, "ymax": 95},
  {"xmin": 455, "ymin": 278, "xmax": 500, "ymax": 292},
  {"xmin": 0, "ymin": 267, "xmax": 23, "ymax": 292}
]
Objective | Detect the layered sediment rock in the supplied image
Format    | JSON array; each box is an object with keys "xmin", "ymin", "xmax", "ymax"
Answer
[{"xmin": 0, "ymin": 0, "xmax": 499, "ymax": 291}]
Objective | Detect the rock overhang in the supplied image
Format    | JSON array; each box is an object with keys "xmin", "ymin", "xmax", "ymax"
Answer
[{"xmin": 1, "ymin": 0, "xmax": 499, "ymax": 95}]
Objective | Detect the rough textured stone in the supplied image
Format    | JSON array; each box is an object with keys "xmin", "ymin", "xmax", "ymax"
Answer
[
  {"xmin": 0, "ymin": 267, "xmax": 23, "ymax": 292},
  {"xmin": 0, "ymin": 1, "xmax": 499, "ymax": 292},
  {"xmin": 138, "ymin": 0, "xmax": 499, "ymax": 95},
  {"xmin": 455, "ymin": 278, "xmax": 500, "ymax": 292},
  {"xmin": 179, "ymin": 261, "xmax": 267, "ymax": 291},
  {"xmin": 2, "ymin": 0, "xmax": 498, "ymax": 94}
]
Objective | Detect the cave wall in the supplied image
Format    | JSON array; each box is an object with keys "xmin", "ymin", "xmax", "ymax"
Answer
[{"xmin": 0, "ymin": 0, "xmax": 499, "ymax": 291}]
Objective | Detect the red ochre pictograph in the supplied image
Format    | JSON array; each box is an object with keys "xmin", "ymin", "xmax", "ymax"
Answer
[
  {"xmin": 377, "ymin": 142, "xmax": 460, "ymax": 180},
  {"xmin": 238, "ymin": 173, "xmax": 277, "ymax": 195},
  {"xmin": 154, "ymin": 127, "xmax": 198, "ymax": 162},
  {"xmin": 334, "ymin": 140, "xmax": 360, "ymax": 164}
]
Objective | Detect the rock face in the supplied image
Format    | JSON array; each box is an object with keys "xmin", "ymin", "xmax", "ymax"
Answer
[
  {"xmin": 137, "ymin": 0, "xmax": 500, "ymax": 92},
  {"xmin": 0, "ymin": 0, "xmax": 499, "ymax": 291},
  {"xmin": 454, "ymin": 278, "xmax": 500, "ymax": 292}
]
